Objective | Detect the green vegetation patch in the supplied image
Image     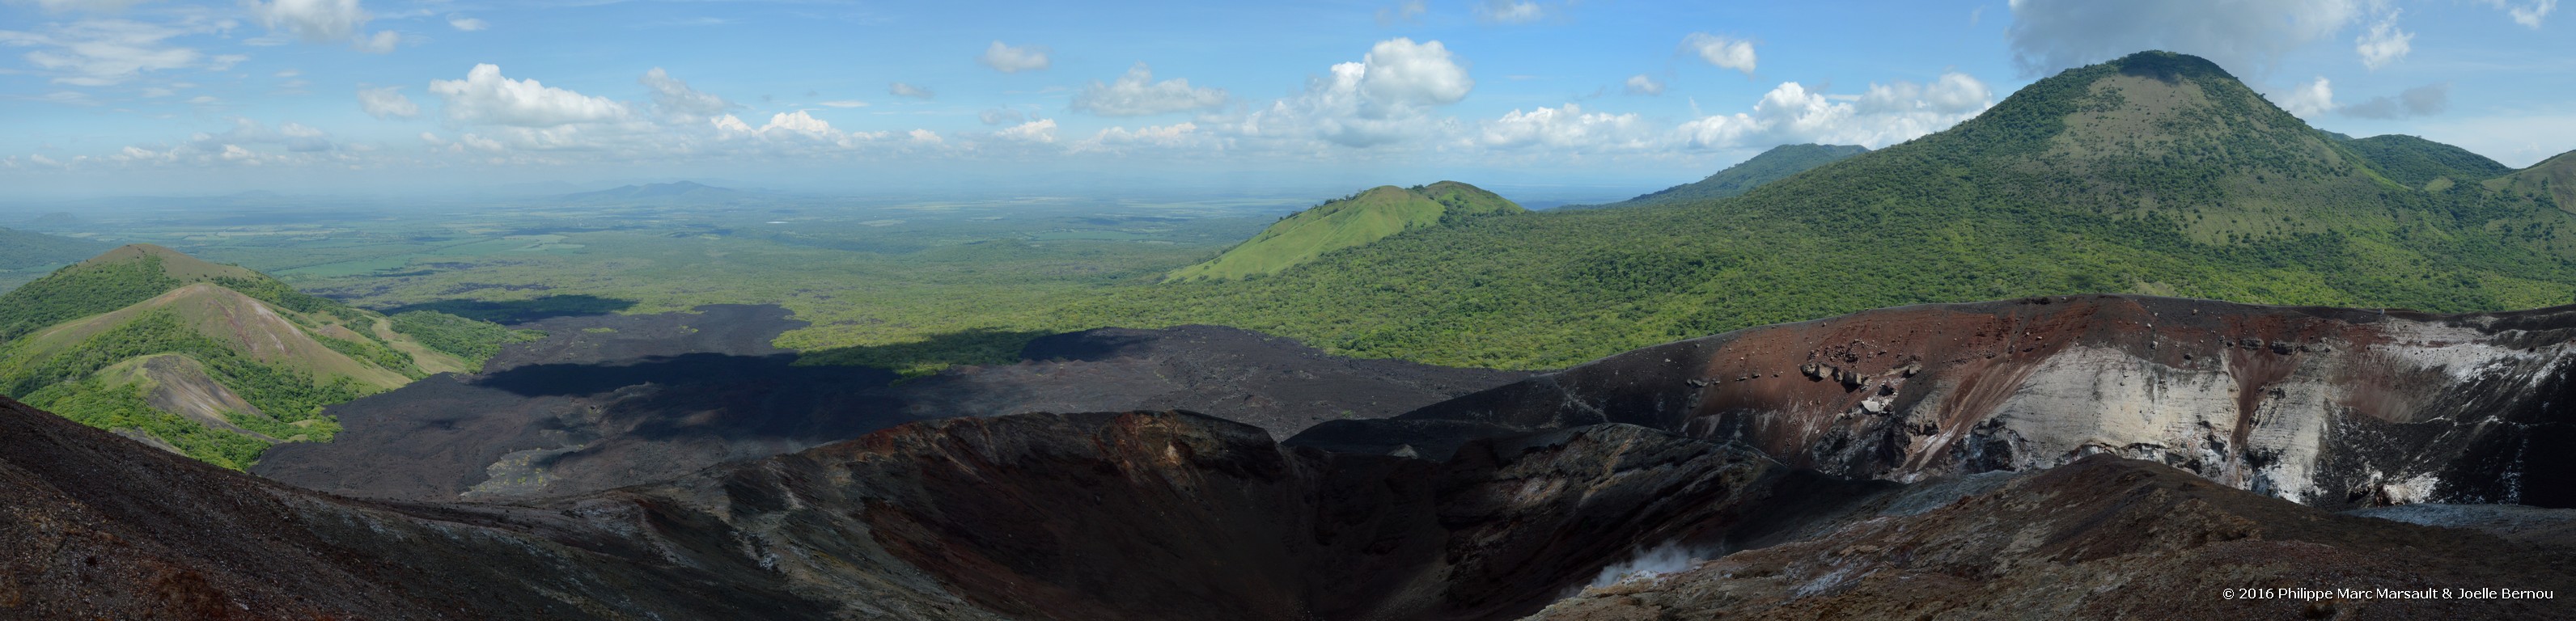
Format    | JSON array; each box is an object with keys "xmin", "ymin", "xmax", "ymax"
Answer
[
  {"xmin": 1061, "ymin": 52, "xmax": 2576, "ymax": 370},
  {"xmin": 2, "ymin": 310, "xmax": 375, "ymax": 420},
  {"xmin": 1167, "ymin": 181, "xmax": 1523, "ymax": 281},
  {"xmin": 2341, "ymin": 134, "xmax": 2515, "ymax": 188},
  {"xmin": 797, "ymin": 327, "xmax": 1053, "ymax": 378},
  {"xmin": 388, "ymin": 310, "xmax": 543, "ymax": 364},
  {"xmin": 0, "ymin": 226, "xmax": 109, "ymax": 272},
  {"xmin": 23, "ymin": 379, "xmax": 269, "ymax": 471},
  {"xmin": 0, "ymin": 254, "xmax": 184, "ymax": 342}
]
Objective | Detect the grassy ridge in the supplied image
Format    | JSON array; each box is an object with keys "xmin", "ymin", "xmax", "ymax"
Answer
[
  {"xmin": 0, "ymin": 254, "xmax": 184, "ymax": 343},
  {"xmin": 1166, "ymin": 181, "xmax": 1523, "ymax": 281},
  {"xmin": 2, "ymin": 310, "xmax": 371, "ymax": 422},
  {"xmin": 2486, "ymin": 150, "xmax": 2576, "ymax": 214}
]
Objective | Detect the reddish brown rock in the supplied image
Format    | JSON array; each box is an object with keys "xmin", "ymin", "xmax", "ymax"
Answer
[
  {"xmin": 1532, "ymin": 455, "xmax": 2576, "ymax": 621},
  {"xmin": 1300, "ymin": 295, "xmax": 2576, "ymax": 509}
]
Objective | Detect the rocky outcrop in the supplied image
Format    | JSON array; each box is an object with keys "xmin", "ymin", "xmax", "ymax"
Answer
[
  {"xmin": 0, "ymin": 395, "xmax": 825, "ymax": 620},
  {"xmin": 11, "ymin": 382, "xmax": 2574, "ymax": 619},
  {"xmin": 18, "ymin": 294, "xmax": 2576, "ymax": 619},
  {"xmin": 573, "ymin": 412, "xmax": 1870, "ymax": 621},
  {"xmin": 1293, "ymin": 295, "xmax": 2576, "ymax": 509},
  {"xmin": 1532, "ymin": 454, "xmax": 2576, "ymax": 620},
  {"xmin": 4, "ymin": 394, "xmax": 1872, "ymax": 619}
]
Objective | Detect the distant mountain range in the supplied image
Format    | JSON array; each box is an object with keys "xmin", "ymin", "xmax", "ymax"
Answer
[
  {"xmin": 558, "ymin": 180, "xmax": 744, "ymax": 202},
  {"xmin": 1097, "ymin": 50, "xmax": 2576, "ymax": 370}
]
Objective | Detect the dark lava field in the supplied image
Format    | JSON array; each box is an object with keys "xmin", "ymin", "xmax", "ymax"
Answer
[
  {"xmin": 254, "ymin": 304, "xmax": 1531, "ymax": 501},
  {"xmin": 6, "ymin": 294, "xmax": 2574, "ymax": 619}
]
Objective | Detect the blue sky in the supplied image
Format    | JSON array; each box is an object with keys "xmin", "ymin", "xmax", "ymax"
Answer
[{"xmin": 1, "ymin": 0, "xmax": 2570, "ymax": 199}]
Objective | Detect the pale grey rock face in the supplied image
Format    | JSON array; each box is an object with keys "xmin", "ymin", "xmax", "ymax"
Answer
[{"xmin": 1314, "ymin": 295, "xmax": 2576, "ymax": 509}]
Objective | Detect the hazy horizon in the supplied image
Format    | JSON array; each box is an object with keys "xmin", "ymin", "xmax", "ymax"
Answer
[{"xmin": 4, "ymin": 0, "xmax": 2572, "ymax": 200}]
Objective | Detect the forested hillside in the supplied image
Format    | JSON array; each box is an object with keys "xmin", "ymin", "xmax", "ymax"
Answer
[
  {"xmin": 2488, "ymin": 150, "xmax": 2576, "ymax": 214},
  {"xmin": 0, "ymin": 226, "xmax": 107, "ymax": 270},
  {"xmin": 1574, "ymin": 143, "xmax": 1867, "ymax": 209},
  {"xmin": 1166, "ymin": 181, "xmax": 1522, "ymax": 281},
  {"xmin": 0, "ymin": 245, "xmax": 524, "ymax": 469},
  {"xmin": 2339, "ymin": 134, "xmax": 2515, "ymax": 188},
  {"xmin": 1076, "ymin": 52, "xmax": 2576, "ymax": 369}
]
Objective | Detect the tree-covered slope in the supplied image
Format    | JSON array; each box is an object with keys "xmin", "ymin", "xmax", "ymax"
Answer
[
  {"xmin": 0, "ymin": 244, "xmax": 264, "ymax": 343},
  {"xmin": 0, "ymin": 244, "xmax": 524, "ymax": 469},
  {"xmin": 1580, "ymin": 143, "xmax": 1868, "ymax": 209},
  {"xmin": 2341, "ymin": 134, "xmax": 2515, "ymax": 189},
  {"xmin": 0, "ymin": 226, "xmax": 108, "ymax": 272},
  {"xmin": 1166, "ymin": 181, "xmax": 1523, "ymax": 281},
  {"xmin": 2487, "ymin": 150, "xmax": 2576, "ymax": 214},
  {"xmin": 1078, "ymin": 51, "xmax": 2576, "ymax": 370}
]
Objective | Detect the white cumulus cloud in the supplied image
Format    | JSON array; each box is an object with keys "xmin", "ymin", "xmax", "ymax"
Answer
[
  {"xmin": 357, "ymin": 86, "xmax": 418, "ymax": 119},
  {"xmin": 997, "ymin": 118, "xmax": 1057, "ymax": 143},
  {"xmin": 1070, "ymin": 63, "xmax": 1229, "ymax": 116},
  {"xmin": 429, "ymin": 64, "xmax": 630, "ymax": 126},
  {"xmin": 760, "ymin": 110, "xmax": 832, "ymax": 135},
  {"xmin": 1677, "ymin": 72, "xmax": 1995, "ymax": 150},
  {"xmin": 1683, "ymin": 33, "xmax": 1756, "ymax": 76},
  {"xmin": 977, "ymin": 40, "xmax": 1050, "ymax": 73},
  {"xmin": 2270, "ymin": 76, "xmax": 2334, "ymax": 118},
  {"xmin": 2354, "ymin": 10, "xmax": 2411, "ymax": 70},
  {"xmin": 1477, "ymin": 104, "xmax": 1654, "ymax": 150},
  {"xmin": 1233, "ymin": 37, "xmax": 1474, "ymax": 148},
  {"xmin": 447, "ymin": 15, "xmax": 487, "ymax": 32},
  {"xmin": 1358, "ymin": 37, "xmax": 1473, "ymax": 106}
]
